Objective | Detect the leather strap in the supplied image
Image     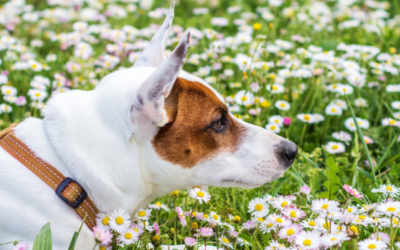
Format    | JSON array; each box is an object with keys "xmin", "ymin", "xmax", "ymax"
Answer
[{"xmin": 0, "ymin": 124, "xmax": 98, "ymax": 230}]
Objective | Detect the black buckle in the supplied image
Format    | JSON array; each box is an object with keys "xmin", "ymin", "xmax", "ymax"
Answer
[{"xmin": 55, "ymin": 177, "xmax": 87, "ymax": 209}]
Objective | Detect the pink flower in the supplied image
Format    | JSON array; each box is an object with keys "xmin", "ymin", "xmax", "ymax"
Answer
[
  {"xmin": 299, "ymin": 185, "xmax": 311, "ymax": 195},
  {"xmin": 250, "ymin": 82, "xmax": 260, "ymax": 92},
  {"xmin": 343, "ymin": 184, "xmax": 363, "ymax": 200},
  {"xmin": 1, "ymin": 70, "xmax": 9, "ymax": 76},
  {"xmin": 153, "ymin": 222, "xmax": 160, "ymax": 234},
  {"xmin": 175, "ymin": 207, "xmax": 187, "ymax": 226},
  {"xmin": 93, "ymin": 226, "xmax": 113, "ymax": 246},
  {"xmin": 200, "ymin": 227, "xmax": 214, "ymax": 237},
  {"xmin": 12, "ymin": 243, "xmax": 29, "ymax": 250},
  {"xmin": 369, "ymin": 232, "xmax": 390, "ymax": 244},
  {"xmin": 364, "ymin": 136, "xmax": 374, "ymax": 144},
  {"xmin": 283, "ymin": 117, "xmax": 291, "ymax": 126},
  {"xmin": 282, "ymin": 205, "xmax": 306, "ymax": 222},
  {"xmin": 184, "ymin": 237, "xmax": 197, "ymax": 246},
  {"xmin": 229, "ymin": 230, "xmax": 239, "ymax": 238},
  {"xmin": 243, "ymin": 220, "xmax": 256, "ymax": 233},
  {"xmin": 15, "ymin": 96, "xmax": 27, "ymax": 106}
]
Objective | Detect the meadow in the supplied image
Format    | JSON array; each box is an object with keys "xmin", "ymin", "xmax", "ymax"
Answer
[{"xmin": 1, "ymin": 0, "xmax": 400, "ymax": 249}]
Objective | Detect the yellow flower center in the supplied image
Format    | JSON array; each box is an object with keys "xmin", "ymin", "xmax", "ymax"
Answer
[
  {"xmin": 35, "ymin": 92, "xmax": 41, "ymax": 97},
  {"xmin": 289, "ymin": 211, "xmax": 297, "ymax": 218},
  {"xmin": 253, "ymin": 23, "xmax": 262, "ymax": 30},
  {"xmin": 116, "ymin": 217, "xmax": 124, "ymax": 225},
  {"xmin": 257, "ymin": 218, "xmax": 265, "ymax": 222},
  {"xmin": 308, "ymin": 221, "xmax": 316, "ymax": 226},
  {"xmin": 275, "ymin": 218, "xmax": 283, "ymax": 223},
  {"xmin": 368, "ymin": 244, "xmax": 376, "ymax": 249},
  {"xmin": 204, "ymin": 214, "xmax": 209, "ymax": 218},
  {"xmin": 303, "ymin": 239, "xmax": 312, "ymax": 246},
  {"xmin": 286, "ymin": 229, "xmax": 295, "ymax": 236},
  {"xmin": 304, "ymin": 115, "xmax": 310, "ymax": 121},
  {"xmin": 387, "ymin": 186, "xmax": 393, "ymax": 191},
  {"xmin": 255, "ymin": 204, "xmax": 263, "ymax": 211},
  {"xmin": 358, "ymin": 215, "xmax": 366, "ymax": 219},
  {"xmin": 100, "ymin": 246, "xmax": 106, "ymax": 250},
  {"xmin": 155, "ymin": 202, "xmax": 161, "ymax": 207},
  {"xmin": 347, "ymin": 208, "xmax": 353, "ymax": 212},
  {"xmin": 322, "ymin": 204, "xmax": 329, "ymax": 209},
  {"xmin": 241, "ymin": 96, "xmax": 248, "ymax": 101},
  {"xmin": 349, "ymin": 226, "xmax": 358, "ymax": 233},
  {"xmin": 332, "ymin": 145, "xmax": 338, "ymax": 150},
  {"xmin": 280, "ymin": 103, "xmax": 286, "ymax": 107},
  {"xmin": 138, "ymin": 211, "xmax": 146, "ymax": 217},
  {"xmin": 267, "ymin": 222, "xmax": 273, "ymax": 227},
  {"xmin": 32, "ymin": 64, "xmax": 37, "ymax": 69},
  {"xmin": 192, "ymin": 212, "xmax": 197, "ymax": 216},
  {"xmin": 102, "ymin": 217, "xmax": 110, "ymax": 225},
  {"xmin": 331, "ymin": 108, "xmax": 336, "ymax": 112},
  {"xmin": 133, "ymin": 228, "xmax": 139, "ymax": 232},
  {"xmin": 281, "ymin": 201, "xmax": 288, "ymax": 207},
  {"xmin": 213, "ymin": 214, "xmax": 219, "ymax": 220},
  {"xmin": 5, "ymin": 90, "xmax": 11, "ymax": 94},
  {"xmin": 389, "ymin": 120, "xmax": 396, "ymax": 125},
  {"xmin": 222, "ymin": 238, "xmax": 230, "ymax": 244},
  {"xmin": 197, "ymin": 191, "xmax": 204, "ymax": 197},
  {"xmin": 387, "ymin": 207, "xmax": 396, "ymax": 212},
  {"xmin": 331, "ymin": 237, "xmax": 336, "ymax": 241},
  {"xmin": 323, "ymin": 222, "xmax": 330, "ymax": 229},
  {"xmin": 394, "ymin": 218, "xmax": 399, "ymax": 224},
  {"xmin": 270, "ymin": 125, "xmax": 276, "ymax": 130},
  {"xmin": 272, "ymin": 86, "xmax": 278, "ymax": 90},
  {"xmin": 125, "ymin": 232, "xmax": 132, "ymax": 239}
]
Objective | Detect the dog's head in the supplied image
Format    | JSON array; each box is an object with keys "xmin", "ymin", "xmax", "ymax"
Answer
[
  {"xmin": 43, "ymin": 2, "xmax": 297, "ymax": 196},
  {"xmin": 123, "ymin": 2, "xmax": 297, "ymax": 189}
]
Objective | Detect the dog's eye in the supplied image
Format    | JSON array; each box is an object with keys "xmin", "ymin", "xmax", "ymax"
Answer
[{"xmin": 211, "ymin": 118, "xmax": 226, "ymax": 132}]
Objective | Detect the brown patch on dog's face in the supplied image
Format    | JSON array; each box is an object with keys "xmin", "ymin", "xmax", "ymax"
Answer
[{"xmin": 152, "ymin": 78, "xmax": 246, "ymax": 168}]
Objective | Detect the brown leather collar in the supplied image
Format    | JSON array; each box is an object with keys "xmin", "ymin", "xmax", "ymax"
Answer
[{"xmin": 0, "ymin": 124, "xmax": 98, "ymax": 230}]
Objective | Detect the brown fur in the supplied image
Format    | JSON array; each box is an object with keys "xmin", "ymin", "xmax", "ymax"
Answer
[{"xmin": 152, "ymin": 78, "xmax": 246, "ymax": 168}]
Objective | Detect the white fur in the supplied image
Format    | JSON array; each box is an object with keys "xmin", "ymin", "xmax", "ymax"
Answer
[{"xmin": 0, "ymin": 5, "xmax": 293, "ymax": 248}]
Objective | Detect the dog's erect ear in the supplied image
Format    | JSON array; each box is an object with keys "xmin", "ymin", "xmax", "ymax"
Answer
[
  {"xmin": 132, "ymin": 30, "xmax": 190, "ymax": 130},
  {"xmin": 133, "ymin": 2, "xmax": 175, "ymax": 68}
]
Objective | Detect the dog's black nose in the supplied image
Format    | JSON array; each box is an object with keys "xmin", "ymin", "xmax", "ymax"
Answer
[{"xmin": 276, "ymin": 140, "xmax": 298, "ymax": 168}]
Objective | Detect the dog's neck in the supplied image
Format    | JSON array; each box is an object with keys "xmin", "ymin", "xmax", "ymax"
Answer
[{"xmin": 38, "ymin": 85, "xmax": 193, "ymax": 215}]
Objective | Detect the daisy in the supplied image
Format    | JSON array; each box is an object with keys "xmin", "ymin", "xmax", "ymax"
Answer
[
  {"xmin": 93, "ymin": 226, "xmax": 113, "ymax": 246},
  {"xmin": 376, "ymin": 201, "xmax": 400, "ymax": 217},
  {"xmin": 234, "ymin": 90, "xmax": 255, "ymax": 106},
  {"xmin": 28, "ymin": 89, "xmax": 48, "ymax": 101},
  {"xmin": 275, "ymin": 100, "xmax": 291, "ymax": 111},
  {"xmin": 325, "ymin": 104, "xmax": 343, "ymax": 115},
  {"xmin": 248, "ymin": 197, "xmax": 269, "ymax": 218},
  {"xmin": 344, "ymin": 117, "xmax": 370, "ymax": 131},
  {"xmin": 295, "ymin": 231, "xmax": 321, "ymax": 249},
  {"xmin": 131, "ymin": 223, "xmax": 144, "ymax": 235},
  {"xmin": 188, "ymin": 188, "xmax": 211, "ymax": 204},
  {"xmin": 259, "ymin": 220, "xmax": 276, "ymax": 233},
  {"xmin": 267, "ymin": 83, "xmax": 285, "ymax": 93},
  {"xmin": 176, "ymin": 207, "xmax": 187, "ymax": 226},
  {"xmin": 266, "ymin": 240, "xmax": 286, "ymax": 250},
  {"xmin": 219, "ymin": 237, "xmax": 233, "ymax": 249},
  {"xmin": 301, "ymin": 218, "xmax": 320, "ymax": 230},
  {"xmin": 311, "ymin": 199, "xmax": 340, "ymax": 214},
  {"xmin": 200, "ymin": 227, "xmax": 213, "ymax": 238},
  {"xmin": 369, "ymin": 232, "xmax": 390, "ymax": 244},
  {"xmin": 372, "ymin": 184, "xmax": 400, "ymax": 197},
  {"xmin": 96, "ymin": 212, "xmax": 111, "ymax": 230},
  {"xmin": 266, "ymin": 123, "xmax": 281, "ymax": 133},
  {"xmin": 148, "ymin": 201, "xmax": 169, "ymax": 211},
  {"xmin": 266, "ymin": 213, "xmax": 291, "ymax": 227},
  {"xmin": 271, "ymin": 195, "xmax": 292, "ymax": 210},
  {"xmin": 117, "ymin": 228, "xmax": 139, "ymax": 245},
  {"xmin": 325, "ymin": 142, "xmax": 345, "ymax": 154},
  {"xmin": 345, "ymin": 205, "xmax": 359, "ymax": 213},
  {"xmin": 135, "ymin": 208, "xmax": 152, "ymax": 221},
  {"xmin": 322, "ymin": 232, "xmax": 349, "ymax": 248},
  {"xmin": 209, "ymin": 211, "xmax": 221, "ymax": 223},
  {"xmin": 282, "ymin": 205, "xmax": 306, "ymax": 222},
  {"xmin": 343, "ymin": 184, "xmax": 363, "ymax": 199},
  {"xmin": 184, "ymin": 237, "xmax": 197, "ymax": 249},
  {"xmin": 364, "ymin": 136, "xmax": 374, "ymax": 144},
  {"xmin": 109, "ymin": 209, "xmax": 131, "ymax": 233},
  {"xmin": 358, "ymin": 238, "xmax": 387, "ymax": 250},
  {"xmin": 269, "ymin": 115, "xmax": 284, "ymax": 126},
  {"xmin": 278, "ymin": 224, "xmax": 303, "ymax": 242},
  {"xmin": 382, "ymin": 118, "xmax": 400, "ymax": 126},
  {"xmin": 243, "ymin": 220, "xmax": 257, "ymax": 233},
  {"xmin": 297, "ymin": 113, "xmax": 316, "ymax": 123}
]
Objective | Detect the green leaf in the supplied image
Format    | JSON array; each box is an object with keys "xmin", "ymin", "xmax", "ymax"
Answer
[
  {"xmin": 68, "ymin": 214, "xmax": 87, "ymax": 250},
  {"xmin": 33, "ymin": 223, "xmax": 52, "ymax": 250},
  {"xmin": 271, "ymin": 177, "xmax": 288, "ymax": 196},
  {"xmin": 325, "ymin": 156, "xmax": 340, "ymax": 200},
  {"xmin": 356, "ymin": 166, "xmax": 373, "ymax": 179}
]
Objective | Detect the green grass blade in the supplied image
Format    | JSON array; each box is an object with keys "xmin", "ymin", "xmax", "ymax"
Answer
[{"xmin": 345, "ymin": 96, "xmax": 377, "ymax": 187}]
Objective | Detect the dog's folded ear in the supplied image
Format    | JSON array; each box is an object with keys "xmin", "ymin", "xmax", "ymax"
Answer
[
  {"xmin": 133, "ymin": 1, "xmax": 175, "ymax": 68},
  {"xmin": 131, "ymin": 30, "xmax": 190, "ymax": 130}
]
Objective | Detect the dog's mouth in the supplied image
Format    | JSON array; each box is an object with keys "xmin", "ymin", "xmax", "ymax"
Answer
[{"xmin": 221, "ymin": 178, "xmax": 262, "ymax": 188}]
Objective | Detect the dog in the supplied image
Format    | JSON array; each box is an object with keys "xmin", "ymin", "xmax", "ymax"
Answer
[{"xmin": 0, "ymin": 2, "xmax": 297, "ymax": 249}]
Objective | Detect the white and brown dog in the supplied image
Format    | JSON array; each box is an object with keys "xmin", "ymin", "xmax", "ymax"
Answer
[{"xmin": 0, "ymin": 3, "xmax": 297, "ymax": 249}]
